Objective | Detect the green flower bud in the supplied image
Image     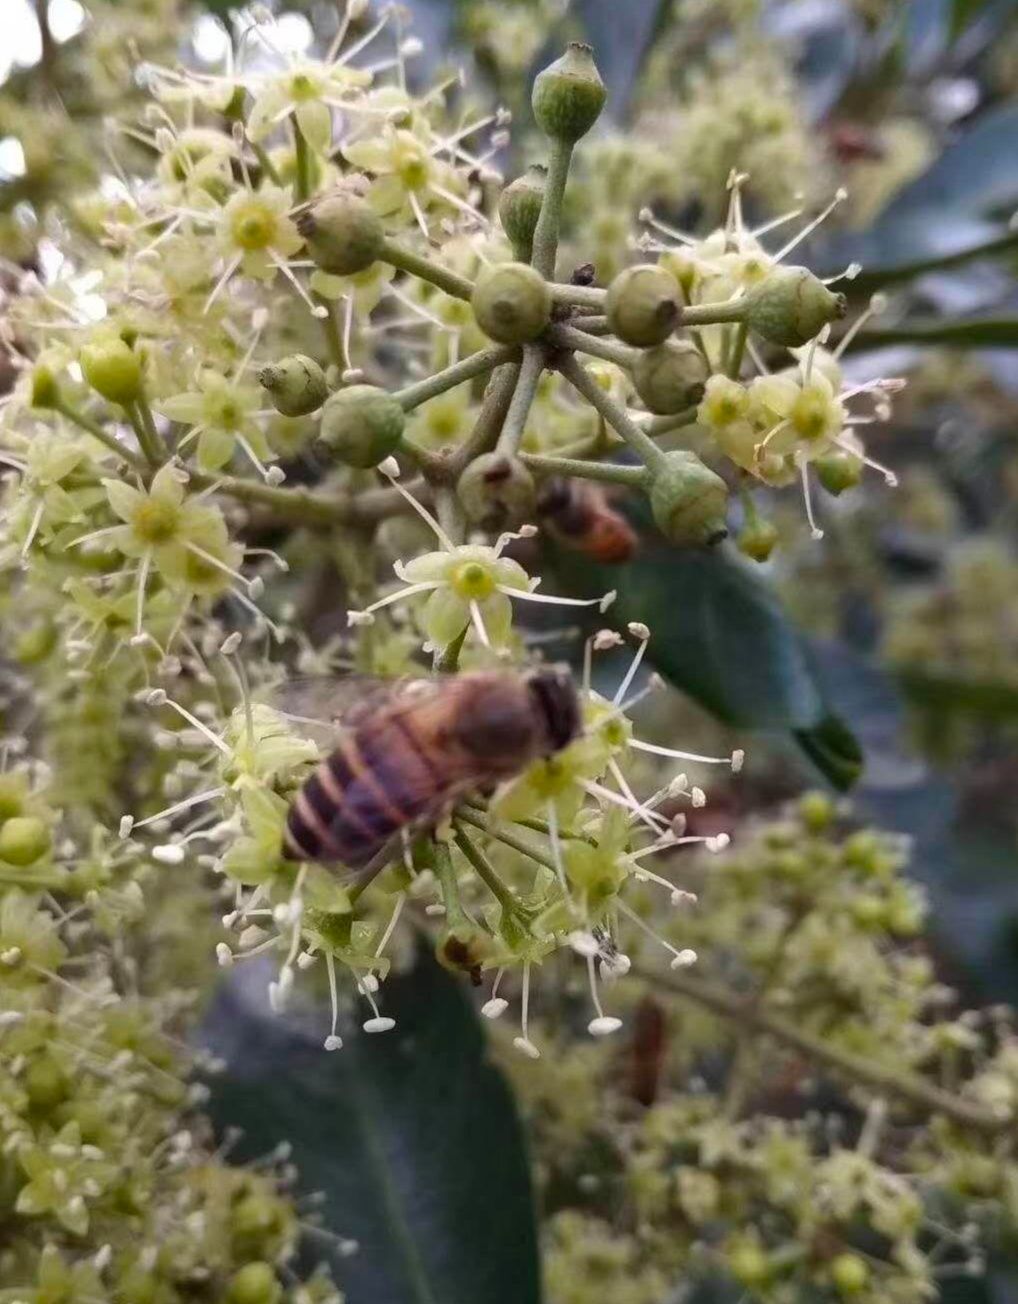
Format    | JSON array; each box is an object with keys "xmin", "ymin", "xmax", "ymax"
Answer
[
  {"xmin": 744, "ymin": 266, "xmax": 847, "ymax": 348},
  {"xmin": 227, "ymin": 1263, "xmax": 282, "ymax": 1304},
  {"xmin": 605, "ymin": 265, "xmax": 681, "ymax": 347},
  {"xmin": 830, "ymin": 1253, "xmax": 870, "ymax": 1295},
  {"xmin": 25, "ymin": 1055, "xmax": 68, "ymax": 1111},
  {"xmin": 632, "ymin": 339, "xmax": 708, "ymax": 414},
  {"xmin": 471, "ymin": 262, "xmax": 552, "ymax": 344},
  {"xmin": 30, "ymin": 364, "xmax": 59, "ymax": 410},
  {"xmin": 297, "ymin": 186, "xmax": 384, "ymax": 275},
  {"xmin": 318, "ymin": 384, "xmax": 405, "ymax": 468},
  {"xmin": 798, "ymin": 791, "xmax": 834, "ymax": 831},
  {"xmin": 457, "ymin": 452, "xmax": 536, "ymax": 530},
  {"xmin": 80, "ymin": 336, "xmax": 143, "ymax": 405},
  {"xmin": 532, "ymin": 43, "xmax": 607, "ymax": 143},
  {"xmin": 498, "ymin": 166, "xmax": 547, "ymax": 260},
  {"xmin": 736, "ymin": 516, "xmax": 779, "ymax": 562},
  {"xmin": 230, "ymin": 1191, "xmax": 292, "ymax": 1258},
  {"xmin": 258, "ymin": 354, "xmax": 328, "ymax": 417},
  {"xmin": 0, "ymin": 815, "xmax": 51, "ymax": 866},
  {"xmin": 649, "ymin": 451, "xmax": 728, "ymax": 547},
  {"xmin": 728, "ymin": 1243, "xmax": 771, "ymax": 1289},
  {"xmin": 816, "ymin": 449, "xmax": 863, "ymax": 495}
]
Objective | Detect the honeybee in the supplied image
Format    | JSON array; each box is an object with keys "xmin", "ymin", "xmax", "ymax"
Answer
[
  {"xmin": 538, "ymin": 478, "xmax": 638, "ymax": 563},
  {"xmin": 283, "ymin": 668, "xmax": 580, "ymax": 872}
]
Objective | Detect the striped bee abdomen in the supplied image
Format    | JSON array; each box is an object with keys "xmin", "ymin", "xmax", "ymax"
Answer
[{"xmin": 284, "ymin": 717, "xmax": 439, "ymax": 867}]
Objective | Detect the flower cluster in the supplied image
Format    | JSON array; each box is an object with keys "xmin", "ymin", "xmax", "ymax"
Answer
[
  {"xmin": 513, "ymin": 798, "xmax": 1017, "ymax": 1304},
  {"xmin": 2, "ymin": 20, "xmax": 867, "ymax": 1057},
  {"xmin": 0, "ymin": 3, "xmax": 1014, "ymax": 1300},
  {"xmin": 0, "ymin": 761, "xmax": 340, "ymax": 1301}
]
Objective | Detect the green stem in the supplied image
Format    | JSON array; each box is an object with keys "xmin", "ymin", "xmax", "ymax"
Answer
[
  {"xmin": 519, "ymin": 451, "xmax": 649, "ymax": 487},
  {"xmin": 452, "ymin": 824, "xmax": 521, "ymax": 916},
  {"xmin": 378, "ymin": 237, "xmax": 474, "ymax": 301},
  {"xmin": 291, "ymin": 114, "xmax": 312, "ymax": 204},
  {"xmin": 52, "ymin": 399, "xmax": 147, "ymax": 471},
  {"xmin": 496, "ymin": 344, "xmax": 545, "ymax": 455},
  {"xmin": 726, "ymin": 321, "xmax": 748, "ymax": 379},
  {"xmin": 202, "ymin": 473, "xmax": 422, "ymax": 528},
  {"xmin": 435, "ymin": 361, "xmax": 520, "ymax": 482},
  {"xmin": 570, "ymin": 314, "xmax": 608, "ymax": 335},
  {"xmin": 642, "ymin": 963, "xmax": 1011, "ymax": 1135},
  {"xmin": 125, "ymin": 403, "xmax": 160, "ymax": 465},
  {"xmin": 433, "ymin": 841, "xmax": 467, "ymax": 928},
  {"xmin": 393, "ymin": 345, "xmax": 516, "ymax": 411},
  {"xmin": 455, "ymin": 807, "xmax": 558, "ymax": 877},
  {"xmin": 548, "ymin": 282, "xmax": 605, "ymax": 309},
  {"xmin": 557, "ymin": 353, "xmax": 665, "ymax": 470},
  {"xmin": 548, "ymin": 323, "xmax": 635, "ymax": 368},
  {"xmin": 317, "ymin": 298, "xmax": 346, "ymax": 371},
  {"xmin": 680, "ymin": 301, "xmax": 747, "ymax": 327},
  {"xmin": 250, "ymin": 140, "xmax": 282, "ymax": 186},
  {"xmin": 641, "ymin": 406, "xmax": 700, "ymax": 437},
  {"xmin": 530, "ymin": 136, "xmax": 573, "ymax": 279},
  {"xmin": 134, "ymin": 388, "xmax": 165, "ymax": 461}
]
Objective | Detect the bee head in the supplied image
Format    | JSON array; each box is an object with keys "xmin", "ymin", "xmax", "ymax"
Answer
[{"xmin": 526, "ymin": 666, "xmax": 581, "ymax": 754}]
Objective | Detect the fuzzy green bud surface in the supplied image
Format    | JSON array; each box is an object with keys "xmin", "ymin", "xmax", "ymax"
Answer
[
  {"xmin": 80, "ymin": 336, "xmax": 143, "ymax": 405},
  {"xmin": 532, "ymin": 43, "xmax": 606, "ymax": 143},
  {"xmin": 319, "ymin": 384, "xmax": 405, "ymax": 467},
  {"xmin": 258, "ymin": 354, "xmax": 328, "ymax": 417},
  {"xmin": 605, "ymin": 265, "xmax": 681, "ymax": 347},
  {"xmin": 0, "ymin": 815, "xmax": 51, "ymax": 864},
  {"xmin": 737, "ymin": 516, "xmax": 779, "ymax": 562},
  {"xmin": 297, "ymin": 187, "xmax": 384, "ymax": 275},
  {"xmin": 632, "ymin": 339, "xmax": 709, "ymax": 413},
  {"xmin": 744, "ymin": 266, "xmax": 847, "ymax": 347},
  {"xmin": 227, "ymin": 1262, "xmax": 282, "ymax": 1304},
  {"xmin": 649, "ymin": 450, "xmax": 729, "ymax": 546},
  {"xmin": 458, "ymin": 451, "xmax": 537, "ymax": 529},
  {"xmin": 499, "ymin": 166, "xmax": 547, "ymax": 260},
  {"xmin": 816, "ymin": 449, "xmax": 863, "ymax": 495},
  {"xmin": 471, "ymin": 262, "xmax": 552, "ymax": 344}
]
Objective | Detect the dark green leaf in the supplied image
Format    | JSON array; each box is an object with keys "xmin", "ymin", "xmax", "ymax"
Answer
[
  {"xmin": 548, "ymin": 530, "xmax": 861, "ymax": 787},
  {"xmin": 792, "ymin": 714, "xmax": 864, "ymax": 791},
  {"xmin": 201, "ymin": 945, "xmax": 540, "ymax": 1304}
]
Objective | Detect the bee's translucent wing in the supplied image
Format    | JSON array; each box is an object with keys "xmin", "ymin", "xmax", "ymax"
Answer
[{"xmin": 261, "ymin": 674, "xmax": 433, "ymax": 747}]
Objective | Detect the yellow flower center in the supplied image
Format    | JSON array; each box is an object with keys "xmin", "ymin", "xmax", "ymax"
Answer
[
  {"xmin": 450, "ymin": 561, "xmax": 496, "ymax": 601},
  {"xmin": 231, "ymin": 199, "xmax": 278, "ymax": 251},
  {"xmin": 394, "ymin": 137, "xmax": 431, "ymax": 191},
  {"xmin": 527, "ymin": 756, "xmax": 575, "ymax": 798},
  {"xmin": 132, "ymin": 499, "xmax": 180, "ymax": 545},
  {"xmin": 791, "ymin": 392, "xmax": 833, "ymax": 442},
  {"xmin": 289, "ymin": 72, "xmax": 316, "ymax": 100},
  {"xmin": 598, "ymin": 716, "xmax": 629, "ymax": 751},
  {"xmin": 211, "ymin": 397, "xmax": 242, "ymax": 429}
]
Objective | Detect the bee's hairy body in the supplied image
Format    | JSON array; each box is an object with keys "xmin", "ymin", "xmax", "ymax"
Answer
[{"xmin": 283, "ymin": 668, "xmax": 579, "ymax": 868}]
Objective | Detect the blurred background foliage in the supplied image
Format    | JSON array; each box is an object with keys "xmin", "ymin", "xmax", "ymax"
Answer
[{"xmin": 3, "ymin": 0, "xmax": 1018, "ymax": 1301}]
